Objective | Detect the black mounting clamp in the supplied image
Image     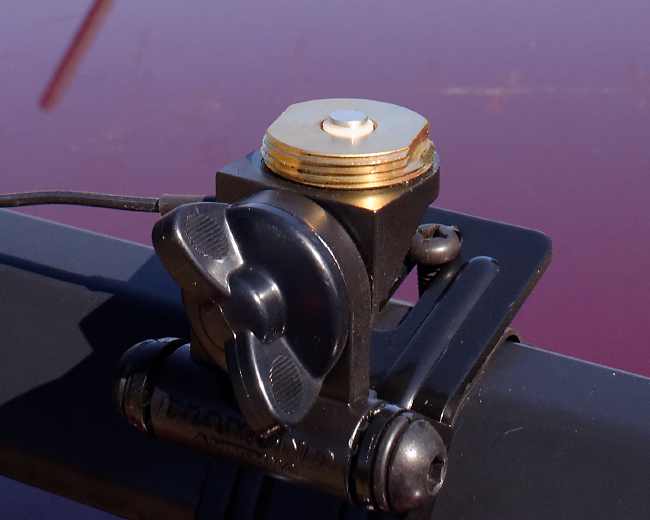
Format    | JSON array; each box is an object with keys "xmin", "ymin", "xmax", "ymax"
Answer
[{"xmin": 114, "ymin": 99, "xmax": 551, "ymax": 515}]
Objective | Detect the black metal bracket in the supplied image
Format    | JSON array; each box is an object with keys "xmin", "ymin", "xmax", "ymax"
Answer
[
  {"xmin": 372, "ymin": 207, "xmax": 551, "ymax": 433},
  {"xmin": 113, "ymin": 199, "xmax": 551, "ymax": 514}
]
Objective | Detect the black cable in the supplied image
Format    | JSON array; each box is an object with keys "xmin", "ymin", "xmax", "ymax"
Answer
[{"xmin": 0, "ymin": 191, "xmax": 160, "ymax": 212}]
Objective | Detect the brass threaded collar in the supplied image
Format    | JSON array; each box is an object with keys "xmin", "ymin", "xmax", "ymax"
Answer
[{"xmin": 260, "ymin": 99, "xmax": 437, "ymax": 190}]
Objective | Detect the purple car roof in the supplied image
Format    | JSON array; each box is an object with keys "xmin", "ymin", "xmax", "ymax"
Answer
[{"xmin": 1, "ymin": 1, "xmax": 649, "ymax": 376}]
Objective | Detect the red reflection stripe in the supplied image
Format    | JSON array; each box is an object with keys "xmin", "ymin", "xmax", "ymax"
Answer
[{"xmin": 39, "ymin": 0, "xmax": 114, "ymax": 110}]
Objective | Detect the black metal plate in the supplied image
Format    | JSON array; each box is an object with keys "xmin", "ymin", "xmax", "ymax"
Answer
[{"xmin": 372, "ymin": 207, "xmax": 551, "ymax": 426}]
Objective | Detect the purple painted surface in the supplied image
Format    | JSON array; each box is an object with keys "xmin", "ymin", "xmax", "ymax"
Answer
[
  {"xmin": 0, "ymin": 476, "xmax": 115, "ymax": 519},
  {"xmin": 2, "ymin": 0, "xmax": 649, "ymax": 377}
]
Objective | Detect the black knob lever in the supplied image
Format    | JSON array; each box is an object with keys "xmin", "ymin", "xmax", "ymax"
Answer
[{"xmin": 152, "ymin": 191, "xmax": 353, "ymax": 432}]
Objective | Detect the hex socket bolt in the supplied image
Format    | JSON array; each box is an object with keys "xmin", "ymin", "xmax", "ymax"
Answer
[{"xmin": 114, "ymin": 338, "xmax": 448, "ymax": 513}]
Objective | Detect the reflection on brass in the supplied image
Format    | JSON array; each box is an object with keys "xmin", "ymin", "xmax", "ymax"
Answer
[{"xmin": 261, "ymin": 99, "xmax": 437, "ymax": 190}]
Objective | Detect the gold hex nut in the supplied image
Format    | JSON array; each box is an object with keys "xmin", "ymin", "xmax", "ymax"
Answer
[{"xmin": 260, "ymin": 99, "xmax": 437, "ymax": 190}]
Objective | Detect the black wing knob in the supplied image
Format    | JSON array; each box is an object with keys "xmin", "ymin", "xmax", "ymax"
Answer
[{"xmin": 152, "ymin": 192, "xmax": 352, "ymax": 432}]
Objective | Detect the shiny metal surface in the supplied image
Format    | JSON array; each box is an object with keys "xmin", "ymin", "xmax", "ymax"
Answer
[
  {"xmin": 326, "ymin": 110, "xmax": 370, "ymax": 129},
  {"xmin": 261, "ymin": 99, "xmax": 434, "ymax": 189},
  {"xmin": 322, "ymin": 109, "xmax": 374, "ymax": 139},
  {"xmin": 1, "ymin": 0, "xmax": 649, "ymax": 376}
]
